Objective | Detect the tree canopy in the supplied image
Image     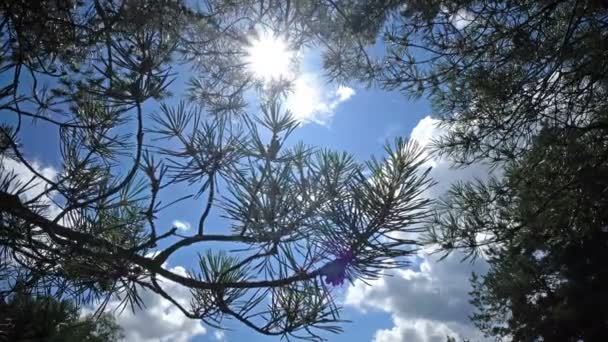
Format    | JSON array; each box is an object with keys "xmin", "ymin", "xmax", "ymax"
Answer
[
  {"xmin": 2, "ymin": 0, "xmax": 607, "ymax": 340},
  {"xmin": 0, "ymin": 1, "xmax": 433, "ymax": 340},
  {"xmin": 0, "ymin": 292, "xmax": 122, "ymax": 342},
  {"xmin": 319, "ymin": 0, "xmax": 608, "ymax": 340}
]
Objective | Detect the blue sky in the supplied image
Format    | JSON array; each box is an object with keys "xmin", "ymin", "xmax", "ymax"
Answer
[{"xmin": 1, "ymin": 31, "xmax": 490, "ymax": 342}]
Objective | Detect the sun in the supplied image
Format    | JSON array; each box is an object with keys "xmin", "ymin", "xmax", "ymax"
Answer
[{"xmin": 245, "ymin": 31, "xmax": 294, "ymax": 81}]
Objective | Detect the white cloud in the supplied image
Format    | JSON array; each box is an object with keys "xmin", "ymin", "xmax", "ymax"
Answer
[
  {"xmin": 410, "ymin": 116, "xmax": 438, "ymax": 150},
  {"xmin": 345, "ymin": 116, "xmax": 493, "ymax": 341},
  {"xmin": 336, "ymin": 85, "xmax": 356, "ymax": 102},
  {"xmin": 172, "ymin": 220, "xmax": 192, "ymax": 231},
  {"xmin": 213, "ymin": 330, "xmax": 226, "ymax": 341},
  {"xmin": 374, "ymin": 318, "xmax": 461, "ymax": 342},
  {"xmin": 450, "ymin": 9, "xmax": 474, "ymax": 30},
  {"xmin": 1, "ymin": 157, "xmax": 57, "ymax": 200},
  {"xmin": 106, "ymin": 265, "xmax": 206, "ymax": 342},
  {"xmin": 411, "ymin": 116, "xmax": 500, "ymax": 257},
  {"xmin": 0, "ymin": 157, "xmax": 60, "ymax": 218},
  {"xmin": 384, "ymin": 116, "xmax": 490, "ymax": 246},
  {"xmin": 440, "ymin": 6, "xmax": 474, "ymax": 31},
  {"xmin": 286, "ymin": 73, "xmax": 355, "ymax": 125},
  {"xmin": 410, "ymin": 116, "xmax": 491, "ymax": 196},
  {"xmin": 347, "ymin": 253, "xmax": 488, "ymax": 342}
]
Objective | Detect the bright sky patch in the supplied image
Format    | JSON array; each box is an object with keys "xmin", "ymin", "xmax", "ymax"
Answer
[{"xmin": 245, "ymin": 31, "xmax": 294, "ymax": 81}]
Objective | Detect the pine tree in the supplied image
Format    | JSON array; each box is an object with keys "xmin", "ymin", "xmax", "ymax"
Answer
[
  {"xmin": 0, "ymin": 1, "xmax": 433, "ymax": 339},
  {"xmin": 318, "ymin": 1, "xmax": 608, "ymax": 341},
  {"xmin": 316, "ymin": 0, "xmax": 608, "ymax": 339},
  {"xmin": 0, "ymin": 292, "xmax": 122, "ymax": 342}
]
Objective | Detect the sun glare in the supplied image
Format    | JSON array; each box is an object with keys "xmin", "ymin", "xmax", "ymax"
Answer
[{"xmin": 245, "ymin": 32, "xmax": 293, "ymax": 81}]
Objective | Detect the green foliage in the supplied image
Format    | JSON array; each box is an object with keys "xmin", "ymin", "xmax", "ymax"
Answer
[
  {"xmin": 6, "ymin": 0, "xmax": 605, "ymax": 340},
  {"xmin": 464, "ymin": 128, "xmax": 608, "ymax": 341},
  {"xmin": 0, "ymin": 1, "xmax": 434, "ymax": 340},
  {"xmin": 323, "ymin": 0, "xmax": 608, "ymax": 340},
  {"xmin": 314, "ymin": 0, "xmax": 608, "ymax": 340},
  {"xmin": 0, "ymin": 293, "xmax": 123, "ymax": 342}
]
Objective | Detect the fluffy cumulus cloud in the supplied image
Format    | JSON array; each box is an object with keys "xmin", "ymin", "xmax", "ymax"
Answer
[
  {"xmin": 347, "ymin": 254, "xmax": 488, "ymax": 342},
  {"xmin": 286, "ymin": 73, "xmax": 355, "ymax": 125},
  {"xmin": 1, "ymin": 157, "xmax": 57, "ymax": 200},
  {"xmin": 105, "ymin": 265, "xmax": 206, "ymax": 342},
  {"xmin": 374, "ymin": 318, "xmax": 464, "ymax": 342},
  {"xmin": 172, "ymin": 220, "xmax": 192, "ymax": 231},
  {"xmin": 345, "ymin": 116, "xmax": 492, "ymax": 341},
  {"xmin": 0, "ymin": 157, "xmax": 60, "ymax": 217},
  {"xmin": 410, "ymin": 116, "xmax": 490, "ymax": 196}
]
